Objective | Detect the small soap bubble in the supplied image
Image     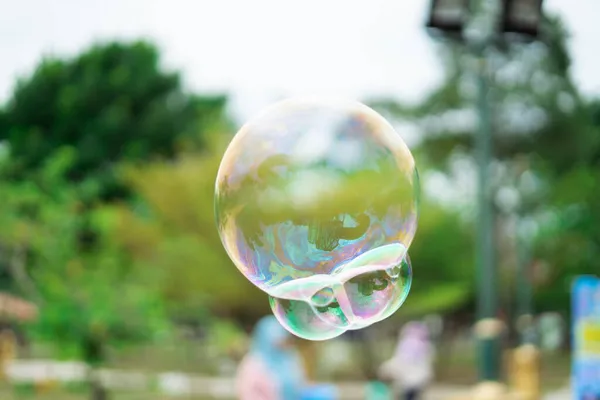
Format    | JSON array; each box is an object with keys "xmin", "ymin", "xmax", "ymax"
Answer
[
  {"xmin": 311, "ymin": 287, "xmax": 335, "ymax": 307},
  {"xmin": 386, "ymin": 266, "xmax": 401, "ymax": 280},
  {"xmin": 269, "ymin": 252, "xmax": 412, "ymax": 340},
  {"xmin": 376, "ymin": 254, "xmax": 412, "ymax": 322},
  {"xmin": 269, "ymin": 294, "xmax": 347, "ymax": 341},
  {"xmin": 215, "ymin": 97, "xmax": 419, "ymax": 340}
]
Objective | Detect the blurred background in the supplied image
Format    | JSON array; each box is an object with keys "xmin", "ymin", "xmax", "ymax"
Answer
[{"xmin": 0, "ymin": 0, "xmax": 598, "ymax": 399}]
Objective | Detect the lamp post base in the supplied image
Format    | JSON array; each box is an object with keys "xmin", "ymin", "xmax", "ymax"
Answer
[
  {"xmin": 450, "ymin": 382, "xmax": 525, "ymax": 400},
  {"xmin": 471, "ymin": 382, "xmax": 510, "ymax": 399},
  {"xmin": 508, "ymin": 344, "xmax": 541, "ymax": 400}
]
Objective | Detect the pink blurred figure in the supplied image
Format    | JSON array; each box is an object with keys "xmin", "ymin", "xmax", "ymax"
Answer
[{"xmin": 379, "ymin": 321, "xmax": 436, "ymax": 400}]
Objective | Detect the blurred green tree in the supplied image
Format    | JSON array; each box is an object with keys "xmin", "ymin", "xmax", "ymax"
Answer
[
  {"xmin": 0, "ymin": 40, "xmax": 229, "ymax": 201},
  {"xmin": 531, "ymin": 101, "xmax": 600, "ymax": 314},
  {"xmin": 0, "ymin": 149, "xmax": 167, "ymax": 400},
  {"xmin": 0, "ymin": 39, "xmax": 231, "ymax": 324},
  {"xmin": 115, "ymin": 136, "xmax": 269, "ymax": 324},
  {"xmin": 369, "ymin": 15, "xmax": 598, "ymax": 316},
  {"xmin": 402, "ymin": 195, "xmax": 474, "ymax": 317},
  {"xmin": 371, "ymin": 16, "xmax": 582, "ymax": 168}
]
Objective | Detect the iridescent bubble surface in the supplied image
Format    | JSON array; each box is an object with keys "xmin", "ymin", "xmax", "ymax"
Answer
[
  {"xmin": 270, "ymin": 251, "xmax": 413, "ymax": 340},
  {"xmin": 215, "ymin": 97, "xmax": 418, "ymax": 340}
]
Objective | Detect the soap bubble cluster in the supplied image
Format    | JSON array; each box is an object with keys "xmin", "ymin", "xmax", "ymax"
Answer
[{"xmin": 215, "ymin": 97, "xmax": 418, "ymax": 340}]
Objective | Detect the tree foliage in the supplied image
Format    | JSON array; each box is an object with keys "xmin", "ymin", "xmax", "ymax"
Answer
[
  {"xmin": 0, "ymin": 148, "xmax": 167, "ymax": 365},
  {"xmin": 403, "ymin": 197, "xmax": 474, "ymax": 316},
  {"xmin": 114, "ymin": 137, "xmax": 270, "ymax": 323},
  {"xmin": 370, "ymin": 14, "xmax": 599, "ymax": 316},
  {"xmin": 0, "ymin": 41, "xmax": 228, "ymax": 200}
]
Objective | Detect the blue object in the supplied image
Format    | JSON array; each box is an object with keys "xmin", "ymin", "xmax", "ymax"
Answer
[
  {"xmin": 251, "ymin": 316, "xmax": 304, "ymax": 400},
  {"xmin": 572, "ymin": 275, "xmax": 600, "ymax": 398},
  {"xmin": 300, "ymin": 384, "xmax": 338, "ymax": 400}
]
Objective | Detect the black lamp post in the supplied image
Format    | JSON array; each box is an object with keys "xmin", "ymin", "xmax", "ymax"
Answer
[
  {"xmin": 426, "ymin": 0, "xmax": 470, "ymax": 37},
  {"xmin": 425, "ymin": 0, "xmax": 544, "ymax": 386},
  {"xmin": 502, "ymin": 0, "xmax": 544, "ymax": 37}
]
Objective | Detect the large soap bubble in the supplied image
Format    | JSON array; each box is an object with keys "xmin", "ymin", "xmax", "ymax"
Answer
[{"xmin": 215, "ymin": 97, "xmax": 418, "ymax": 340}]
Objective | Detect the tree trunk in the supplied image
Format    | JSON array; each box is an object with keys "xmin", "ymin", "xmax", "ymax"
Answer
[
  {"xmin": 0, "ymin": 329, "xmax": 17, "ymax": 381},
  {"xmin": 83, "ymin": 333, "xmax": 109, "ymax": 400},
  {"xmin": 3, "ymin": 243, "xmax": 43, "ymax": 305},
  {"xmin": 90, "ymin": 375, "xmax": 108, "ymax": 400}
]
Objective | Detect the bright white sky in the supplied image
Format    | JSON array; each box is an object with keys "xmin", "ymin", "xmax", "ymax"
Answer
[{"xmin": 0, "ymin": 0, "xmax": 599, "ymax": 124}]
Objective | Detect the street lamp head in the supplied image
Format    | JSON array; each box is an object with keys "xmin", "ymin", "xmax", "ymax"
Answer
[
  {"xmin": 426, "ymin": 0, "xmax": 470, "ymax": 39},
  {"xmin": 501, "ymin": 0, "xmax": 545, "ymax": 39}
]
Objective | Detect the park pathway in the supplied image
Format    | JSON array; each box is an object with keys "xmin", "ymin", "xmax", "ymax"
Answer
[{"xmin": 4, "ymin": 359, "xmax": 570, "ymax": 399}]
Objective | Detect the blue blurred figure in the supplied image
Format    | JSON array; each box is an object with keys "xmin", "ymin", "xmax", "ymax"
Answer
[{"xmin": 236, "ymin": 316, "xmax": 337, "ymax": 400}]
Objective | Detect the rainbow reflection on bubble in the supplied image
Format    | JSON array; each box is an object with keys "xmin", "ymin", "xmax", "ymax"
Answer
[{"xmin": 215, "ymin": 97, "xmax": 418, "ymax": 340}]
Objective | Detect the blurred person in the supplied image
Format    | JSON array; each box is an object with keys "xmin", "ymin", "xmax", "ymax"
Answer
[
  {"xmin": 235, "ymin": 316, "xmax": 337, "ymax": 400},
  {"xmin": 379, "ymin": 322, "xmax": 435, "ymax": 400}
]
